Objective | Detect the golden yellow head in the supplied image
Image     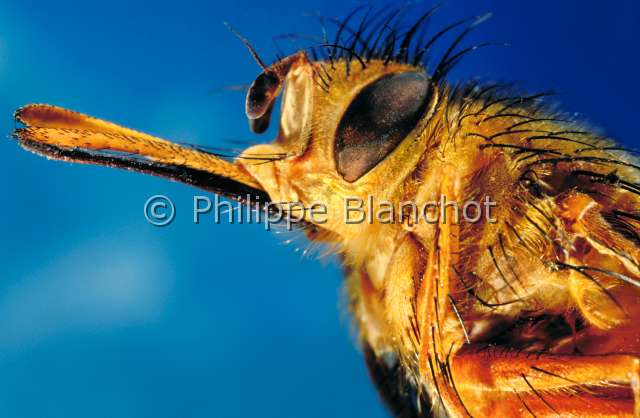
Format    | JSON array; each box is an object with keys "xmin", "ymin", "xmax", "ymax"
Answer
[{"xmin": 239, "ymin": 52, "xmax": 441, "ymax": 243}]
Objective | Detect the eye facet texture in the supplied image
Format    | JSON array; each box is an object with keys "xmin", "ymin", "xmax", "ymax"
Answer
[{"xmin": 335, "ymin": 72, "xmax": 431, "ymax": 182}]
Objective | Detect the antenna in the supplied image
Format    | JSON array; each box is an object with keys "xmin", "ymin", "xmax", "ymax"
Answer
[{"xmin": 224, "ymin": 22, "xmax": 269, "ymax": 71}]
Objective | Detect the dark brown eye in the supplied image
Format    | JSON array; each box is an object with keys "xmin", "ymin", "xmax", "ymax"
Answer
[{"xmin": 334, "ymin": 72, "xmax": 431, "ymax": 182}]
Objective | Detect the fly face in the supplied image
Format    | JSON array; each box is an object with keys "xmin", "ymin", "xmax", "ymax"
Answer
[{"xmin": 239, "ymin": 54, "xmax": 438, "ymax": 243}]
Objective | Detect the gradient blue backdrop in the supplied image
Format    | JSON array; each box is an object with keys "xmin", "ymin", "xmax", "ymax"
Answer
[{"xmin": 1, "ymin": 1, "xmax": 639, "ymax": 417}]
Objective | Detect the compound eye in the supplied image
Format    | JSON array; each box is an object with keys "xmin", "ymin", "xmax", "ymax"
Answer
[{"xmin": 334, "ymin": 72, "xmax": 431, "ymax": 182}]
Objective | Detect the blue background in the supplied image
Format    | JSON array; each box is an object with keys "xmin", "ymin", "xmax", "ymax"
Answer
[{"xmin": 1, "ymin": 1, "xmax": 638, "ymax": 417}]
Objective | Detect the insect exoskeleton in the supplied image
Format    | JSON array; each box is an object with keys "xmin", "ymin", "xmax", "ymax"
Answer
[{"xmin": 11, "ymin": 6, "xmax": 640, "ymax": 418}]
